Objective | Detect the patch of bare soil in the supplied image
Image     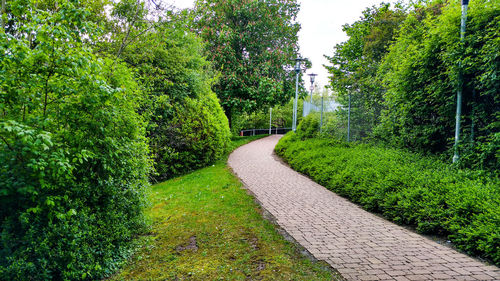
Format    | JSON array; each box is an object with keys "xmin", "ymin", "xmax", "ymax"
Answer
[{"xmin": 176, "ymin": 236, "xmax": 198, "ymax": 252}]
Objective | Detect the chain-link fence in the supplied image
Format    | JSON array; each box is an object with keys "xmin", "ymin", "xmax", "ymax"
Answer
[
  {"xmin": 302, "ymin": 95, "xmax": 347, "ymax": 137},
  {"xmin": 302, "ymin": 94, "xmax": 377, "ymax": 142}
]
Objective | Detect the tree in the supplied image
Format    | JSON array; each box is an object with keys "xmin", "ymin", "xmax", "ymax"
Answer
[
  {"xmin": 97, "ymin": 1, "xmax": 231, "ymax": 180},
  {"xmin": 325, "ymin": 3, "xmax": 406, "ymax": 139},
  {"xmin": 193, "ymin": 0, "xmax": 302, "ymax": 126},
  {"xmin": 0, "ymin": 0, "xmax": 151, "ymax": 279},
  {"xmin": 377, "ymin": 0, "xmax": 499, "ymax": 170}
]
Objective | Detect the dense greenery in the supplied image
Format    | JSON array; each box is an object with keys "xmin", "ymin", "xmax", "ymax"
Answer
[
  {"xmin": 0, "ymin": 0, "xmax": 231, "ymax": 279},
  {"xmin": 192, "ymin": 0, "xmax": 304, "ymax": 125},
  {"xmin": 1, "ymin": 0, "xmax": 497, "ymax": 278},
  {"xmin": 325, "ymin": 3, "xmax": 406, "ymax": 139},
  {"xmin": 378, "ymin": 0, "xmax": 499, "ymax": 170},
  {"xmin": 111, "ymin": 136, "xmax": 340, "ymax": 280},
  {"xmin": 231, "ymin": 99, "xmax": 303, "ymax": 135},
  {"xmin": 152, "ymin": 91, "xmax": 230, "ymax": 180},
  {"xmin": 275, "ymin": 132, "xmax": 500, "ymax": 265},
  {"xmin": 0, "ymin": 1, "xmax": 150, "ymax": 279},
  {"xmin": 296, "ymin": 113, "xmax": 321, "ymax": 140},
  {"xmin": 96, "ymin": 1, "xmax": 231, "ymax": 181},
  {"xmin": 326, "ymin": 0, "xmax": 499, "ymax": 171}
]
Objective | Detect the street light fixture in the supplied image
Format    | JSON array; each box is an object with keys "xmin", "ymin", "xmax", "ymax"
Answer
[
  {"xmin": 453, "ymin": 0, "xmax": 469, "ymax": 163},
  {"xmin": 307, "ymin": 73, "xmax": 317, "ymax": 116}
]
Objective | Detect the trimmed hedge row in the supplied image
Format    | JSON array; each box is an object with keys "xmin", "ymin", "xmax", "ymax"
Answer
[{"xmin": 275, "ymin": 133, "xmax": 500, "ymax": 265}]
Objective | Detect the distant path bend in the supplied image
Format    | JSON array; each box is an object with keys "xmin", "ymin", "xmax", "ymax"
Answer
[{"xmin": 228, "ymin": 135, "xmax": 500, "ymax": 281}]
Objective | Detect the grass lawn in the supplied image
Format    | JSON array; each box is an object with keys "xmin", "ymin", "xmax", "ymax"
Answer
[{"xmin": 110, "ymin": 135, "xmax": 340, "ymax": 280}]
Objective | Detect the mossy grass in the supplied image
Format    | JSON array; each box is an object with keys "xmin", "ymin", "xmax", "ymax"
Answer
[{"xmin": 110, "ymin": 135, "xmax": 340, "ymax": 280}]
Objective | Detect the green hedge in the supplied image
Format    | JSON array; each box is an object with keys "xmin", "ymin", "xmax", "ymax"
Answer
[
  {"xmin": 0, "ymin": 3, "xmax": 150, "ymax": 279},
  {"xmin": 117, "ymin": 20, "xmax": 231, "ymax": 181},
  {"xmin": 152, "ymin": 91, "xmax": 231, "ymax": 181},
  {"xmin": 275, "ymin": 133, "xmax": 500, "ymax": 265},
  {"xmin": 296, "ymin": 113, "xmax": 320, "ymax": 140}
]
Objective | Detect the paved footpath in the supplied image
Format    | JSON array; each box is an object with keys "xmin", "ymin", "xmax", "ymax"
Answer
[{"xmin": 228, "ymin": 135, "xmax": 500, "ymax": 281}]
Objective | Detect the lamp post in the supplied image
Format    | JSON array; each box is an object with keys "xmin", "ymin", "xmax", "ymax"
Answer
[
  {"xmin": 292, "ymin": 57, "xmax": 304, "ymax": 132},
  {"xmin": 308, "ymin": 73, "xmax": 317, "ymax": 116},
  {"xmin": 269, "ymin": 107, "xmax": 272, "ymax": 135},
  {"xmin": 347, "ymin": 91, "xmax": 351, "ymax": 142},
  {"xmin": 320, "ymin": 88, "xmax": 324, "ymax": 133},
  {"xmin": 453, "ymin": 0, "xmax": 469, "ymax": 163}
]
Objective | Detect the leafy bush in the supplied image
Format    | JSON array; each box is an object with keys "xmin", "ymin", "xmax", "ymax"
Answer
[
  {"xmin": 153, "ymin": 91, "xmax": 231, "ymax": 181},
  {"xmin": 275, "ymin": 133, "xmax": 500, "ymax": 265},
  {"xmin": 230, "ymin": 99, "xmax": 303, "ymax": 136},
  {"xmin": 296, "ymin": 113, "xmax": 321, "ymax": 140},
  {"xmin": 377, "ymin": 0, "xmax": 499, "ymax": 169},
  {"xmin": 325, "ymin": 0, "xmax": 499, "ymax": 172},
  {"xmin": 0, "ymin": 2, "xmax": 150, "ymax": 279},
  {"xmin": 112, "ymin": 21, "xmax": 231, "ymax": 181}
]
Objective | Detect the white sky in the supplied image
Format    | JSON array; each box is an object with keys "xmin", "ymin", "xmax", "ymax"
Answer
[{"xmin": 170, "ymin": 0, "xmax": 399, "ymax": 90}]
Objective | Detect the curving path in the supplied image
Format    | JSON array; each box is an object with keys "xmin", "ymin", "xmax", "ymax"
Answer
[{"xmin": 228, "ymin": 135, "xmax": 500, "ymax": 281}]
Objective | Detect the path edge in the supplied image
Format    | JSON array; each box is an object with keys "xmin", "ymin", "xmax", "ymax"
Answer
[{"xmin": 227, "ymin": 136, "xmax": 346, "ymax": 280}]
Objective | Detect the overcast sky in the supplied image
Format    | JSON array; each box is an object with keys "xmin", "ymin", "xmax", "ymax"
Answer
[{"xmin": 170, "ymin": 0, "xmax": 398, "ymax": 90}]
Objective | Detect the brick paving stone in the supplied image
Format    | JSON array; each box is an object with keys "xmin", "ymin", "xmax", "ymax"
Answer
[
  {"xmin": 472, "ymin": 274, "xmax": 496, "ymax": 280},
  {"xmin": 228, "ymin": 136, "xmax": 500, "ymax": 281},
  {"xmin": 406, "ymin": 275, "xmax": 431, "ymax": 281}
]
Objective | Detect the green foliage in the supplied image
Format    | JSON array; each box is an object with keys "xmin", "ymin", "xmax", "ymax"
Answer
[
  {"xmin": 0, "ymin": 1, "xmax": 150, "ymax": 279},
  {"xmin": 193, "ymin": 0, "xmax": 303, "ymax": 123},
  {"xmin": 296, "ymin": 113, "xmax": 320, "ymax": 140},
  {"xmin": 377, "ymin": 0, "xmax": 499, "ymax": 169},
  {"xmin": 276, "ymin": 134, "xmax": 500, "ymax": 265},
  {"xmin": 98, "ymin": 5, "xmax": 231, "ymax": 181},
  {"xmin": 325, "ymin": 3, "xmax": 406, "ymax": 139},
  {"xmin": 153, "ymin": 91, "xmax": 231, "ymax": 181},
  {"xmin": 325, "ymin": 0, "xmax": 498, "ymax": 172},
  {"xmin": 317, "ymin": 111, "xmax": 347, "ymax": 140},
  {"xmin": 231, "ymin": 99, "xmax": 302, "ymax": 135}
]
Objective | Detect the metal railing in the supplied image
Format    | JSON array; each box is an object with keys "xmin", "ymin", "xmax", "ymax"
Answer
[{"xmin": 240, "ymin": 127, "xmax": 292, "ymax": 137}]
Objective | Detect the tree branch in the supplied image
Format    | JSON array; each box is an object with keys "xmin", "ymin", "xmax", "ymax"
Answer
[
  {"xmin": 115, "ymin": 0, "xmax": 141, "ymax": 60},
  {"xmin": 0, "ymin": 134, "xmax": 14, "ymax": 151}
]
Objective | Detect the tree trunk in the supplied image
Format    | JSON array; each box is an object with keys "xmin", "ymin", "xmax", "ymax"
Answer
[
  {"xmin": 1, "ymin": 0, "xmax": 6, "ymax": 31},
  {"xmin": 226, "ymin": 108, "xmax": 232, "ymax": 129}
]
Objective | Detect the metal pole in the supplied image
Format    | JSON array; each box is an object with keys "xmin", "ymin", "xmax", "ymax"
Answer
[
  {"xmin": 453, "ymin": 0, "xmax": 468, "ymax": 163},
  {"xmin": 309, "ymin": 85, "xmax": 313, "ymax": 112},
  {"xmin": 293, "ymin": 73, "xmax": 299, "ymax": 131},
  {"xmin": 305, "ymin": 84, "xmax": 312, "ymax": 117},
  {"xmin": 269, "ymin": 107, "xmax": 272, "ymax": 134},
  {"xmin": 320, "ymin": 95, "xmax": 324, "ymax": 133},
  {"xmin": 292, "ymin": 72, "xmax": 299, "ymax": 132},
  {"xmin": 347, "ymin": 92, "xmax": 351, "ymax": 142}
]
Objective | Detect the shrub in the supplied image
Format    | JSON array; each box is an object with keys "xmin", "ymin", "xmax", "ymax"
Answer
[
  {"xmin": 377, "ymin": 0, "xmax": 499, "ymax": 171},
  {"xmin": 152, "ymin": 91, "xmax": 231, "ymax": 181},
  {"xmin": 275, "ymin": 133, "xmax": 500, "ymax": 265},
  {"xmin": 107, "ymin": 18, "xmax": 231, "ymax": 181},
  {"xmin": 296, "ymin": 113, "xmax": 320, "ymax": 140},
  {"xmin": 0, "ymin": 2, "xmax": 150, "ymax": 279},
  {"xmin": 231, "ymin": 99, "xmax": 303, "ymax": 135}
]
